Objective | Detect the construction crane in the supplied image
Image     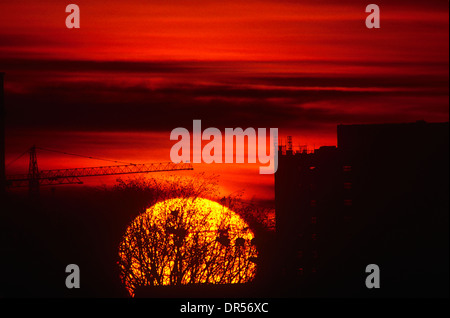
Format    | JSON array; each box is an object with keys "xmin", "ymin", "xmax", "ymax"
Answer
[{"xmin": 6, "ymin": 146, "xmax": 193, "ymax": 196}]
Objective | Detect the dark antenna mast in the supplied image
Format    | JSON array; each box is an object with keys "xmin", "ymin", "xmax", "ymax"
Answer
[{"xmin": 28, "ymin": 146, "xmax": 40, "ymax": 197}]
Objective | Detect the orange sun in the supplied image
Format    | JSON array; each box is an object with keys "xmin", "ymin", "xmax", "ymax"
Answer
[{"xmin": 118, "ymin": 197, "xmax": 257, "ymax": 296}]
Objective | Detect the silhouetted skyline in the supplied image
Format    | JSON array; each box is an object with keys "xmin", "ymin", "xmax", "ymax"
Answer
[{"xmin": 275, "ymin": 121, "xmax": 449, "ymax": 297}]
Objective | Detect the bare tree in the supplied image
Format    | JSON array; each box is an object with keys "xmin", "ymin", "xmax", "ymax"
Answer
[{"xmin": 117, "ymin": 174, "xmax": 258, "ymax": 296}]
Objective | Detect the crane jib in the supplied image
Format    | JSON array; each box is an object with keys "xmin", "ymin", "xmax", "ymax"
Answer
[{"xmin": 5, "ymin": 146, "xmax": 193, "ymax": 189}]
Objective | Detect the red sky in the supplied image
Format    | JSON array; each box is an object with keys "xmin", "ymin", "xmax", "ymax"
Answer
[{"xmin": 1, "ymin": 0, "xmax": 448, "ymax": 203}]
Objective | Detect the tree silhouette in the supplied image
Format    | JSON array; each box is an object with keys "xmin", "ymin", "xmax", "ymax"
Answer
[{"xmin": 116, "ymin": 174, "xmax": 258, "ymax": 296}]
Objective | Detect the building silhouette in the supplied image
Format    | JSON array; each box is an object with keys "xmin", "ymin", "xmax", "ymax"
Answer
[{"xmin": 275, "ymin": 121, "xmax": 449, "ymax": 297}]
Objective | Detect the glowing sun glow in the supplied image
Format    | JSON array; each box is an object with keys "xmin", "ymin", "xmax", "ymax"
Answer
[{"xmin": 118, "ymin": 197, "xmax": 257, "ymax": 296}]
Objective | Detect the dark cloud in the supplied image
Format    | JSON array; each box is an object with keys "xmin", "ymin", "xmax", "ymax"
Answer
[
  {"xmin": 0, "ymin": 58, "xmax": 196, "ymax": 74},
  {"xmin": 251, "ymin": 74, "xmax": 449, "ymax": 90},
  {"xmin": 2, "ymin": 58, "xmax": 448, "ymax": 75},
  {"xmin": 2, "ymin": 58, "xmax": 448, "ymax": 133}
]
